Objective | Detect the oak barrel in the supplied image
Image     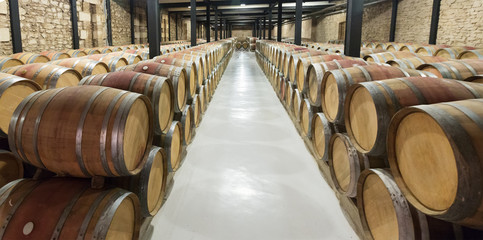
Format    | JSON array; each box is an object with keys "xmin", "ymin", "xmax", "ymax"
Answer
[
  {"xmin": 39, "ymin": 50, "xmax": 70, "ymax": 61},
  {"xmin": 0, "ymin": 73, "xmax": 41, "ymax": 137},
  {"xmin": 356, "ymin": 169, "xmax": 479, "ymax": 240},
  {"xmin": 415, "ymin": 45, "xmax": 450, "ymax": 56},
  {"xmin": 118, "ymin": 62, "xmax": 188, "ymax": 113},
  {"xmin": 306, "ymin": 59, "xmax": 369, "ymax": 106},
  {"xmin": 110, "ymin": 146, "xmax": 167, "ymax": 217},
  {"xmin": 292, "ymin": 89, "xmax": 303, "ymax": 122},
  {"xmin": 435, "ymin": 46, "xmax": 476, "ymax": 59},
  {"xmin": 3, "ymin": 63, "xmax": 82, "ymax": 89},
  {"xmin": 50, "ymin": 58, "xmax": 110, "ymax": 77},
  {"xmin": 0, "ymin": 57, "xmax": 23, "ymax": 70},
  {"xmin": 85, "ymin": 54, "xmax": 128, "ymax": 72},
  {"xmin": 458, "ymin": 49, "xmax": 483, "ymax": 59},
  {"xmin": 192, "ymin": 94, "xmax": 202, "ymax": 127},
  {"xmin": 0, "ymin": 178, "xmax": 140, "ymax": 239},
  {"xmin": 465, "ymin": 75, "xmax": 483, "ymax": 83},
  {"xmin": 178, "ymin": 104, "xmax": 194, "ymax": 145},
  {"xmin": 295, "ymin": 54, "xmax": 347, "ymax": 92},
  {"xmin": 299, "ymin": 98, "xmax": 319, "ymax": 138},
  {"xmin": 328, "ymin": 133, "xmax": 385, "ymax": 197},
  {"xmin": 0, "ymin": 150, "xmax": 23, "ymax": 188},
  {"xmin": 153, "ymin": 56, "xmax": 199, "ymax": 98},
  {"xmin": 10, "ymin": 52, "xmax": 49, "ymax": 64},
  {"xmin": 288, "ymin": 50, "xmax": 326, "ymax": 84},
  {"xmin": 311, "ymin": 113, "xmax": 338, "ymax": 162},
  {"xmin": 387, "ymin": 56, "xmax": 446, "ymax": 69},
  {"xmin": 321, "ymin": 65, "xmax": 434, "ymax": 124},
  {"xmin": 363, "ymin": 51, "xmax": 418, "ymax": 63},
  {"xmin": 154, "ymin": 121, "xmax": 183, "ymax": 172},
  {"xmin": 79, "ymin": 72, "xmax": 175, "ymax": 134},
  {"xmin": 61, "ymin": 49, "xmax": 87, "ymax": 58},
  {"xmin": 418, "ymin": 59, "xmax": 483, "ymax": 80},
  {"xmin": 107, "ymin": 52, "xmax": 143, "ymax": 65},
  {"xmin": 388, "ymin": 98, "xmax": 483, "ymax": 229},
  {"xmin": 345, "ymin": 77, "xmax": 483, "ymax": 156},
  {"xmin": 8, "ymin": 86, "xmax": 153, "ymax": 177}
]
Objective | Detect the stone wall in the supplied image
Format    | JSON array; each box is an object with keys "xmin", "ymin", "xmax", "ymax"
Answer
[
  {"xmin": 133, "ymin": 5, "xmax": 147, "ymax": 44},
  {"xmin": 362, "ymin": 1, "xmax": 392, "ymax": 42},
  {"xmin": 438, "ymin": 0, "xmax": 483, "ymax": 47},
  {"xmin": 76, "ymin": 0, "xmax": 108, "ymax": 49},
  {"xmin": 111, "ymin": 0, "xmax": 131, "ymax": 46},
  {"xmin": 312, "ymin": 13, "xmax": 346, "ymax": 42},
  {"xmin": 394, "ymin": 0, "xmax": 432, "ymax": 44},
  {"xmin": 232, "ymin": 29, "xmax": 252, "ymax": 38},
  {"xmin": 19, "ymin": 0, "xmax": 73, "ymax": 52},
  {"xmin": 0, "ymin": 0, "xmax": 12, "ymax": 55}
]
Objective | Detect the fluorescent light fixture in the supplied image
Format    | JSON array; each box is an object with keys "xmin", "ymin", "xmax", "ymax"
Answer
[
  {"xmin": 241, "ymin": 3, "xmax": 246, "ymax": 6},
  {"xmin": 188, "ymin": 6, "xmax": 191, "ymax": 8}
]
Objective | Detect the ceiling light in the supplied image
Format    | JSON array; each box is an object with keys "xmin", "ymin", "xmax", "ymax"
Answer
[
  {"xmin": 241, "ymin": 3, "xmax": 246, "ymax": 6},
  {"xmin": 188, "ymin": 6, "xmax": 191, "ymax": 8}
]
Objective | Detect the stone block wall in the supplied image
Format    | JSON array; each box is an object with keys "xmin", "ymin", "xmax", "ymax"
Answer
[
  {"xmin": 19, "ymin": 0, "xmax": 73, "ymax": 52},
  {"xmin": 311, "ymin": 13, "xmax": 346, "ymax": 42},
  {"xmin": 362, "ymin": 1, "xmax": 392, "ymax": 42},
  {"xmin": 133, "ymin": 2, "xmax": 147, "ymax": 44},
  {"xmin": 438, "ymin": 0, "xmax": 483, "ymax": 47},
  {"xmin": 0, "ymin": 0, "xmax": 12, "ymax": 55},
  {"xmin": 394, "ymin": 0, "xmax": 432, "ymax": 44},
  {"xmin": 77, "ymin": 0, "xmax": 108, "ymax": 49},
  {"xmin": 111, "ymin": 0, "xmax": 131, "ymax": 46}
]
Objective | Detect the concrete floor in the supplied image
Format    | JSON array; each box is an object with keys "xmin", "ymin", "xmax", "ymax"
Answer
[{"xmin": 148, "ymin": 51, "xmax": 358, "ymax": 240}]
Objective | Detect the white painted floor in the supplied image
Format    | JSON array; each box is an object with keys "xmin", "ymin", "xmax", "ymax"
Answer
[{"xmin": 148, "ymin": 51, "xmax": 358, "ymax": 240}]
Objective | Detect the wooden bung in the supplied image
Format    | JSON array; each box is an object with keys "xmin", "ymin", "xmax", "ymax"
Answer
[
  {"xmin": 328, "ymin": 133, "xmax": 386, "ymax": 197},
  {"xmin": 50, "ymin": 58, "xmax": 109, "ymax": 77},
  {"xmin": 306, "ymin": 59, "xmax": 369, "ymax": 107},
  {"xmin": 79, "ymin": 72, "xmax": 175, "ymax": 135},
  {"xmin": 357, "ymin": 168, "xmax": 483, "ymax": 240},
  {"xmin": 321, "ymin": 65, "xmax": 435, "ymax": 124},
  {"xmin": 2, "ymin": 63, "xmax": 81, "ymax": 89},
  {"xmin": 0, "ymin": 178, "xmax": 140, "ymax": 239},
  {"xmin": 0, "ymin": 73, "xmax": 41, "ymax": 137},
  {"xmin": 345, "ymin": 77, "xmax": 483, "ymax": 156},
  {"xmin": 8, "ymin": 86, "xmax": 153, "ymax": 177},
  {"xmin": 109, "ymin": 146, "xmax": 168, "ymax": 217},
  {"xmin": 388, "ymin": 98, "xmax": 483, "ymax": 229}
]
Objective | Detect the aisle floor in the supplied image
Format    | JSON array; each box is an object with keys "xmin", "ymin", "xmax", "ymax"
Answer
[{"xmin": 148, "ymin": 51, "xmax": 357, "ymax": 240}]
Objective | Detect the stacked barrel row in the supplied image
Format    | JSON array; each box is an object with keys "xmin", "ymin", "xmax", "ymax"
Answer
[
  {"xmin": 0, "ymin": 39, "xmax": 233, "ymax": 239},
  {"xmin": 256, "ymin": 39, "xmax": 483, "ymax": 239}
]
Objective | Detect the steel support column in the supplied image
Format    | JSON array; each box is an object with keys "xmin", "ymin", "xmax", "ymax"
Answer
[
  {"xmin": 268, "ymin": 8, "xmax": 272, "ymax": 40},
  {"xmin": 147, "ymin": 0, "xmax": 160, "ymax": 58},
  {"xmin": 69, "ymin": 0, "xmax": 79, "ymax": 49},
  {"xmin": 190, "ymin": 0, "xmax": 197, "ymax": 46},
  {"xmin": 214, "ymin": 6, "xmax": 218, "ymax": 41},
  {"xmin": 262, "ymin": 17, "xmax": 266, "ymax": 39},
  {"xmin": 294, "ymin": 0, "xmax": 302, "ymax": 45},
  {"xmin": 130, "ymin": 0, "xmax": 135, "ymax": 44},
  {"xmin": 277, "ymin": 1, "xmax": 282, "ymax": 42},
  {"xmin": 343, "ymin": 0, "xmax": 363, "ymax": 57},
  {"xmin": 106, "ymin": 0, "xmax": 113, "ymax": 46},
  {"xmin": 429, "ymin": 0, "xmax": 441, "ymax": 44},
  {"xmin": 389, "ymin": 0, "xmax": 398, "ymax": 42},
  {"xmin": 206, "ymin": 2, "xmax": 210, "ymax": 42}
]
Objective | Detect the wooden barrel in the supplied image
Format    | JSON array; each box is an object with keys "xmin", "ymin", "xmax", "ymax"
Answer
[
  {"xmin": 100, "ymin": 47, "xmax": 114, "ymax": 54},
  {"xmin": 82, "ymin": 48, "xmax": 102, "ymax": 55},
  {"xmin": 124, "ymin": 49, "xmax": 149, "ymax": 61},
  {"xmin": 107, "ymin": 52, "xmax": 143, "ymax": 65},
  {"xmin": 177, "ymin": 104, "xmax": 194, "ymax": 145},
  {"xmin": 242, "ymin": 42, "xmax": 249, "ymax": 49},
  {"xmin": 155, "ymin": 121, "xmax": 182, "ymax": 172},
  {"xmin": 306, "ymin": 59, "xmax": 369, "ymax": 107},
  {"xmin": 61, "ymin": 49, "xmax": 87, "ymax": 58},
  {"xmin": 2, "ymin": 63, "xmax": 82, "ymax": 89},
  {"xmin": 299, "ymin": 98, "xmax": 320, "ymax": 138},
  {"xmin": 10, "ymin": 52, "xmax": 50, "ymax": 64},
  {"xmin": 345, "ymin": 77, "xmax": 483, "ymax": 157},
  {"xmin": 363, "ymin": 42, "xmax": 378, "ymax": 49},
  {"xmin": 418, "ymin": 59, "xmax": 483, "ymax": 80},
  {"xmin": 0, "ymin": 57, "xmax": 23, "ymax": 70},
  {"xmin": 0, "ymin": 150, "xmax": 23, "ymax": 188},
  {"xmin": 321, "ymin": 65, "xmax": 435, "ymax": 124},
  {"xmin": 50, "ymin": 58, "xmax": 109, "ymax": 77},
  {"xmin": 357, "ymin": 169, "xmax": 483, "ymax": 240},
  {"xmin": 9, "ymin": 86, "xmax": 153, "ymax": 177},
  {"xmin": 388, "ymin": 98, "xmax": 483, "ymax": 229},
  {"xmin": 192, "ymin": 94, "xmax": 202, "ymax": 127},
  {"xmin": 0, "ymin": 73, "xmax": 41, "ymax": 137},
  {"xmin": 435, "ymin": 46, "xmax": 476, "ymax": 59},
  {"xmin": 465, "ymin": 75, "xmax": 483, "ymax": 83},
  {"xmin": 295, "ymin": 55, "xmax": 347, "ymax": 92},
  {"xmin": 39, "ymin": 51, "xmax": 70, "ymax": 61},
  {"xmin": 153, "ymin": 57, "xmax": 199, "ymax": 98},
  {"xmin": 199, "ymin": 85, "xmax": 207, "ymax": 113},
  {"xmin": 399, "ymin": 44, "xmax": 424, "ymax": 53},
  {"xmin": 117, "ymin": 62, "xmax": 188, "ymax": 113},
  {"xmin": 458, "ymin": 49, "xmax": 483, "ymax": 59},
  {"xmin": 282, "ymin": 48, "xmax": 311, "ymax": 76},
  {"xmin": 292, "ymin": 89, "xmax": 302, "ymax": 122},
  {"xmin": 311, "ymin": 113, "xmax": 344, "ymax": 162},
  {"xmin": 79, "ymin": 72, "xmax": 174, "ymax": 135},
  {"xmin": 415, "ymin": 45, "xmax": 450, "ymax": 56},
  {"xmin": 364, "ymin": 51, "xmax": 418, "ymax": 63},
  {"xmin": 85, "ymin": 54, "xmax": 128, "ymax": 72},
  {"xmin": 0, "ymin": 178, "xmax": 140, "ymax": 239},
  {"xmin": 171, "ymin": 52, "xmax": 208, "ymax": 79},
  {"xmin": 288, "ymin": 50, "xmax": 326, "ymax": 83},
  {"xmin": 360, "ymin": 49, "xmax": 386, "ymax": 58},
  {"xmin": 375, "ymin": 43, "xmax": 388, "ymax": 50},
  {"xmin": 328, "ymin": 133, "xmax": 385, "ymax": 197},
  {"xmin": 285, "ymin": 80, "xmax": 293, "ymax": 108},
  {"xmin": 387, "ymin": 56, "xmax": 446, "ymax": 69},
  {"xmin": 110, "ymin": 146, "xmax": 167, "ymax": 217}
]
